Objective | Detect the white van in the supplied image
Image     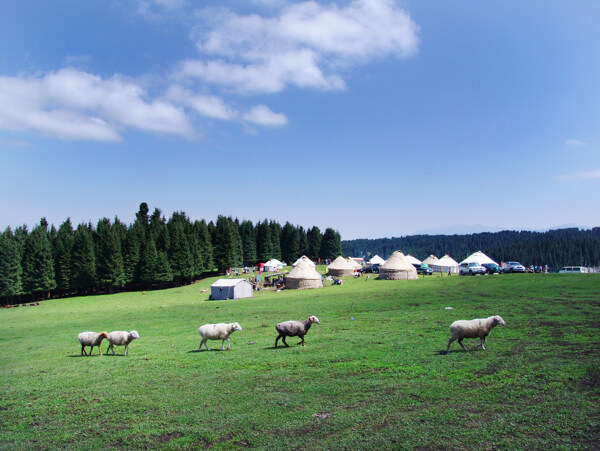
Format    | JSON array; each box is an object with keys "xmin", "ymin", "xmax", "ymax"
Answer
[{"xmin": 558, "ymin": 266, "xmax": 588, "ymax": 273}]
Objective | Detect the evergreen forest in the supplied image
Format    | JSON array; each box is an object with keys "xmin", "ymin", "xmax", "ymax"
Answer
[
  {"xmin": 342, "ymin": 228, "xmax": 600, "ymax": 270},
  {"xmin": 0, "ymin": 203, "xmax": 342, "ymax": 304}
]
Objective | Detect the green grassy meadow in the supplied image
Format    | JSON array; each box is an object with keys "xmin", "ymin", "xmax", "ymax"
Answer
[{"xmin": 1, "ymin": 272, "xmax": 599, "ymax": 449}]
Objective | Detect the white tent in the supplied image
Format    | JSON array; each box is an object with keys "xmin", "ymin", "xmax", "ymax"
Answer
[
  {"xmin": 346, "ymin": 257, "xmax": 363, "ymax": 270},
  {"xmin": 293, "ymin": 255, "xmax": 316, "ymax": 267},
  {"xmin": 286, "ymin": 260, "xmax": 322, "ymax": 289},
  {"xmin": 210, "ymin": 279, "xmax": 254, "ymax": 300},
  {"xmin": 431, "ymin": 255, "xmax": 460, "ymax": 274},
  {"xmin": 369, "ymin": 255, "xmax": 386, "ymax": 265},
  {"xmin": 378, "ymin": 251, "xmax": 418, "ymax": 280},
  {"xmin": 405, "ymin": 254, "xmax": 422, "ymax": 266},
  {"xmin": 422, "ymin": 255, "xmax": 439, "ymax": 266},
  {"xmin": 327, "ymin": 256, "xmax": 355, "ymax": 277},
  {"xmin": 264, "ymin": 259, "xmax": 285, "ymax": 272},
  {"xmin": 460, "ymin": 251, "xmax": 498, "ymax": 266}
]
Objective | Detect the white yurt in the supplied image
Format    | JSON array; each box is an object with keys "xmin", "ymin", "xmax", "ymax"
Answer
[
  {"xmin": 346, "ymin": 257, "xmax": 363, "ymax": 270},
  {"xmin": 378, "ymin": 251, "xmax": 418, "ymax": 280},
  {"xmin": 264, "ymin": 258, "xmax": 285, "ymax": 272},
  {"xmin": 286, "ymin": 260, "xmax": 322, "ymax": 290},
  {"xmin": 327, "ymin": 256, "xmax": 356, "ymax": 277},
  {"xmin": 210, "ymin": 279, "xmax": 254, "ymax": 300},
  {"xmin": 422, "ymin": 255, "xmax": 439, "ymax": 266},
  {"xmin": 292, "ymin": 255, "xmax": 316, "ymax": 267},
  {"xmin": 431, "ymin": 255, "xmax": 460, "ymax": 274},
  {"xmin": 405, "ymin": 254, "xmax": 422, "ymax": 266},
  {"xmin": 460, "ymin": 251, "xmax": 498, "ymax": 266},
  {"xmin": 369, "ymin": 255, "xmax": 386, "ymax": 266}
]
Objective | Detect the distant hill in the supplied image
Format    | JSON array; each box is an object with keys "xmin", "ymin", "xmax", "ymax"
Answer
[{"xmin": 342, "ymin": 227, "xmax": 600, "ymax": 270}]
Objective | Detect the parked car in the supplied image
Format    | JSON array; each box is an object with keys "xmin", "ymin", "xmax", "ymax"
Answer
[
  {"xmin": 459, "ymin": 262, "xmax": 487, "ymax": 275},
  {"xmin": 482, "ymin": 263, "xmax": 500, "ymax": 274},
  {"xmin": 413, "ymin": 263, "xmax": 433, "ymax": 275},
  {"xmin": 360, "ymin": 264, "xmax": 380, "ymax": 274},
  {"xmin": 501, "ymin": 261, "xmax": 526, "ymax": 273},
  {"xmin": 558, "ymin": 266, "xmax": 588, "ymax": 273}
]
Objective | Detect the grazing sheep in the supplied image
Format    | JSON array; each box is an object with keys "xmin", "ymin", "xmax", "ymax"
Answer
[
  {"xmin": 106, "ymin": 331, "xmax": 140, "ymax": 356},
  {"xmin": 275, "ymin": 316, "xmax": 320, "ymax": 347},
  {"xmin": 445, "ymin": 315, "xmax": 506, "ymax": 354},
  {"xmin": 77, "ymin": 331, "xmax": 109, "ymax": 356},
  {"xmin": 198, "ymin": 322, "xmax": 242, "ymax": 351}
]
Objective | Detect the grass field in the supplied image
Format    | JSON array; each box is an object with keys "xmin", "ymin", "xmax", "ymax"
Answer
[{"xmin": 1, "ymin": 272, "xmax": 599, "ymax": 449}]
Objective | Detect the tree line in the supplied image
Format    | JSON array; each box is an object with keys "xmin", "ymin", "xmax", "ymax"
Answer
[
  {"xmin": 0, "ymin": 203, "xmax": 343, "ymax": 304},
  {"xmin": 342, "ymin": 228, "xmax": 600, "ymax": 270}
]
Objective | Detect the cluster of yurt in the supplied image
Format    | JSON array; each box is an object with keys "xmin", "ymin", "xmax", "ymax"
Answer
[
  {"xmin": 286, "ymin": 259, "xmax": 323, "ymax": 290},
  {"xmin": 378, "ymin": 251, "xmax": 418, "ymax": 280},
  {"xmin": 431, "ymin": 255, "xmax": 460, "ymax": 274},
  {"xmin": 327, "ymin": 256, "xmax": 356, "ymax": 276}
]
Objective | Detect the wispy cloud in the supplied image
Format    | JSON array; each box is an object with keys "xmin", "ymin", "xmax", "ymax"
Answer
[
  {"xmin": 566, "ymin": 139, "xmax": 587, "ymax": 147},
  {"xmin": 243, "ymin": 105, "xmax": 288, "ymax": 127},
  {"xmin": 553, "ymin": 169, "xmax": 600, "ymax": 181},
  {"xmin": 0, "ymin": 68, "xmax": 193, "ymax": 142},
  {"xmin": 177, "ymin": 0, "xmax": 420, "ymax": 94}
]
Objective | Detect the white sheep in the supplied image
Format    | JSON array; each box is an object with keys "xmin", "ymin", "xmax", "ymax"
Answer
[
  {"xmin": 106, "ymin": 330, "xmax": 140, "ymax": 356},
  {"xmin": 275, "ymin": 316, "xmax": 320, "ymax": 347},
  {"xmin": 198, "ymin": 322, "xmax": 242, "ymax": 351},
  {"xmin": 445, "ymin": 315, "xmax": 506, "ymax": 354},
  {"xmin": 77, "ymin": 331, "xmax": 109, "ymax": 356}
]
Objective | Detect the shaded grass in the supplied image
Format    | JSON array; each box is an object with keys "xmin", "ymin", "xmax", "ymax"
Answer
[{"xmin": 1, "ymin": 274, "xmax": 599, "ymax": 449}]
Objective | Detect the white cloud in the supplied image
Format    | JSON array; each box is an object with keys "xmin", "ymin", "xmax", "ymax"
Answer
[
  {"xmin": 554, "ymin": 169, "xmax": 600, "ymax": 181},
  {"xmin": 178, "ymin": 0, "xmax": 419, "ymax": 93},
  {"xmin": 243, "ymin": 105, "xmax": 288, "ymax": 127},
  {"xmin": 566, "ymin": 139, "xmax": 587, "ymax": 147},
  {"xmin": 166, "ymin": 85, "xmax": 238, "ymax": 121},
  {"xmin": 0, "ymin": 68, "xmax": 193, "ymax": 142}
]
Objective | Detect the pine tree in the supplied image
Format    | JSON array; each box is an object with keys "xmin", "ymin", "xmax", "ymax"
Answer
[
  {"xmin": 297, "ymin": 226, "xmax": 308, "ymax": 259},
  {"xmin": 320, "ymin": 228, "xmax": 343, "ymax": 261},
  {"xmin": 214, "ymin": 216, "xmax": 237, "ymax": 273},
  {"xmin": 123, "ymin": 225, "xmax": 142, "ymax": 285},
  {"xmin": 54, "ymin": 218, "xmax": 74, "ymax": 293},
  {"xmin": 270, "ymin": 220, "xmax": 282, "ymax": 260},
  {"xmin": 95, "ymin": 218, "xmax": 125, "ymax": 290},
  {"xmin": 71, "ymin": 224, "xmax": 96, "ymax": 293},
  {"xmin": 168, "ymin": 213, "xmax": 194, "ymax": 284},
  {"xmin": 281, "ymin": 222, "xmax": 299, "ymax": 265},
  {"xmin": 239, "ymin": 220, "xmax": 257, "ymax": 265},
  {"xmin": 197, "ymin": 220, "xmax": 214, "ymax": 272},
  {"xmin": 155, "ymin": 251, "xmax": 174, "ymax": 283},
  {"xmin": 22, "ymin": 220, "xmax": 56, "ymax": 297},
  {"xmin": 307, "ymin": 226, "xmax": 322, "ymax": 261},
  {"xmin": 255, "ymin": 220, "xmax": 273, "ymax": 262},
  {"xmin": 0, "ymin": 228, "xmax": 23, "ymax": 298},
  {"xmin": 140, "ymin": 239, "xmax": 158, "ymax": 284}
]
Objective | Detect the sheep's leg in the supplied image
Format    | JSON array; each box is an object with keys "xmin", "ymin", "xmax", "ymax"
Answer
[
  {"xmin": 81, "ymin": 345, "xmax": 87, "ymax": 356},
  {"xmin": 445, "ymin": 338, "xmax": 455, "ymax": 354},
  {"xmin": 124, "ymin": 345, "xmax": 129, "ymax": 356},
  {"xmin": 478, "ymin": 337, "xmax": 486, "ymax": 350},
  {"xmin": 199, "ymin": 338, "xmax": 206, "ymax": 351},
  {"xmin": 226, "ymin": 338, "xmax": 231, "ymax": 350},
  {"xmin": 89, "ymin": 346, "xmax": 95, "ymax": 355},
  {"xmin": 298, "ymin": 335, "xmax": 305, "ymax": 346},
  {"xmin": 109, "ymin": 344, "xmax": 116, "ymax": 355},
  {"xmin": 458, "ymin": 338, "xmax": 468, "ymax": 352},
  {"xmin": 282, "ymin": 336, "xmax": 289, "ymax": 347},
  {"xmin": 275, "ymin": 334, "xmax": 281, "ymax": 347},
  {"xmin": 221, "ymin": 339, "xmax": 226, "ymax": 351}
]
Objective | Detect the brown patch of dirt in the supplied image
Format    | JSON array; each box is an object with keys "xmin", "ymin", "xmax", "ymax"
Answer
[
  {"xmin": 155, "ymin": 431, "xmax": 184, "ymax": 443},
  {"xmin": 234, "ymin": 439, "xmax": 252, "ymax": 447}
]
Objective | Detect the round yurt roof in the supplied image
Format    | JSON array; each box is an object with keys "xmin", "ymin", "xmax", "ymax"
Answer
[
  {"xmin": 327, "ymin": 256, "xmax": 355, "ymax": 270},
  {"xmin": 292, "ymin": 255, "xmax": 316, "ymax": 267},
  {"xmin": 405, "ymin": 254, "xmax": 422, "ymax": 265},
  {"xmin": 434, "ymin": 255, "xmax": 459, "ymax": 267},
  {"xmin": 287, "ymin": 259, "xmax": 321, "ymax": 280},
  {"xmin": 346, "ymin": 257, "xmax": 363, "ymax": 269},
  {"xmin": 369, "ymin": 255, "xmax": 386, "ymax": 265},
  {"xmin": 379, "ymin": 251, "xmax": 418, "ymax": 280},
  {"xmin": 422, "ymin": 255, "xmax": 439, "ymax": 265},
  {"xmin": 459, "ymin": 251, "xmax": 498, "ymax": 266}
]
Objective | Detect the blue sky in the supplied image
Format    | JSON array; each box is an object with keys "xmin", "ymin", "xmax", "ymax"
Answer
[{"xmin": 1, "ymin": 0, "xmax": 599, "ymax": 240}]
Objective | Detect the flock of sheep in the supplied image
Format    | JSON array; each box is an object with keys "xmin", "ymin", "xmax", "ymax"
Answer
[{"xmin": 78, "ymin": 314, "xmax": 506, "ymax": 355}]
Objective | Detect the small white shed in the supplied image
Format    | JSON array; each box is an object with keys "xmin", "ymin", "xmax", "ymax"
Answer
[{"xmin": 210, "ymin": 279, "xmax": 254, "ymax": 300}]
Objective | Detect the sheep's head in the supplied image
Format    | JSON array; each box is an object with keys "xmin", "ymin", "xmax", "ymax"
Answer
[
  {"xmin": 493, "ymin": 316, "xmax": 506, "ymax": 326},
  {"xmin": 232, "ymin": 322, "xmax": 242, "ymax": 332},
  {"xmin": 100, "ymin": 331, "xmax": 109, "ymax": 339},
  {"xmin": 130, "ymin": 330, "xmax": 140, "ymax": 340},
  {"xmin": 309, "ymin": 316, "xmax": 320, "ymax": 324}
]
